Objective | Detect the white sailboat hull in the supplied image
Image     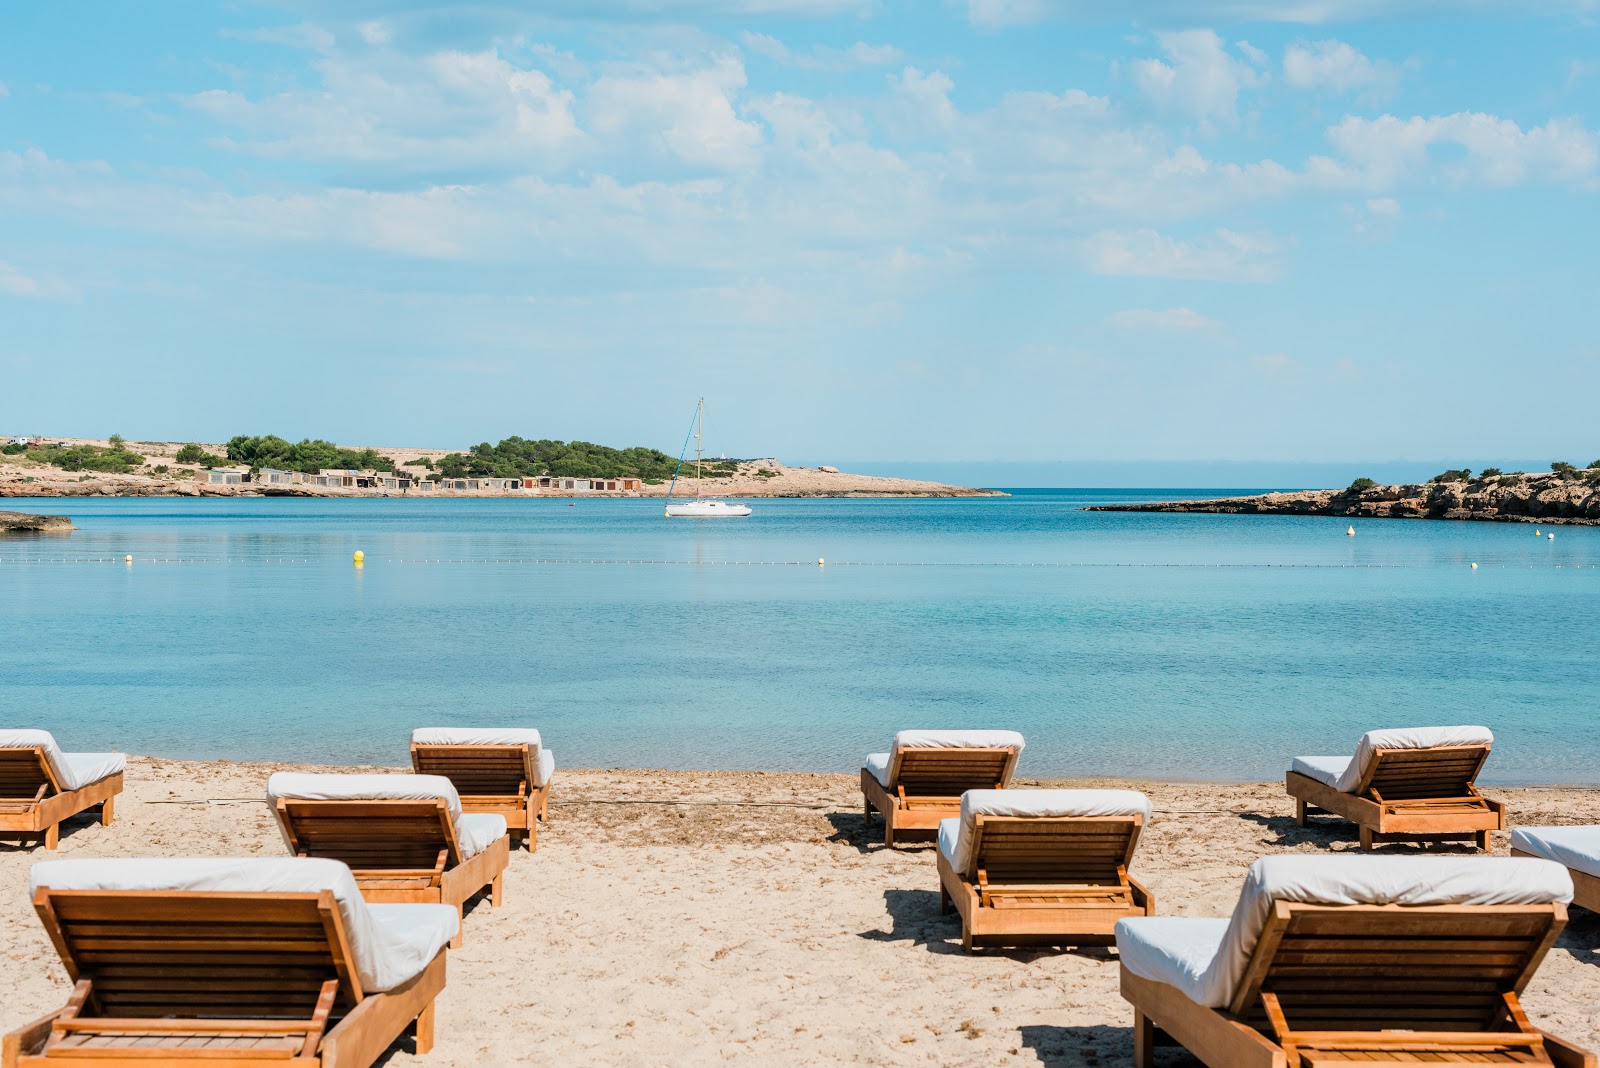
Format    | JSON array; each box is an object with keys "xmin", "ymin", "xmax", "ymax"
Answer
[{"xmin": 664, "ymin": 499, "xmax": 752, "ymax": 517}]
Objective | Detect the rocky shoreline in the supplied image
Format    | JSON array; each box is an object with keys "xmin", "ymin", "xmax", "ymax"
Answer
[
  {"xmin": 0, "ymin": 510, "xmax": 73, "ymax": 533},
  {"xmin": 1087, "ymin": 472, "xmax": 1600, "ymax": 525}
]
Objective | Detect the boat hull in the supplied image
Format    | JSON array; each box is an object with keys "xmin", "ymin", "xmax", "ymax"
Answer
[{"xmin": 664, "ymin": 500, "xmax": 752, "ymax": 517}]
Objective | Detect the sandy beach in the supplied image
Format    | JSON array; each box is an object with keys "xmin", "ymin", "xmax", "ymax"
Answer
[{"xmin": 2, "ymin": 758, "xmax": 1597, "ymax": 1066}]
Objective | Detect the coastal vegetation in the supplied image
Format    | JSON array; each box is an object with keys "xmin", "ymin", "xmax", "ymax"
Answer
[
  {"xmin": 1347, "ymin": 478, "xmax": 1376, "ymax": 492},
  {"xmin": 174, "ymin": 444, "xmax": 226, "ymax": 467},
  {"xmin": 432, "ymin": 437, "xmax": 680, "ymax": 481},
  {"xmin": 223, "ymin": 435, "xmax": 393, "ymax": 473},
  {"xmin": 24, "ymin": 439, "xmax": 145, "ymax": 474}
]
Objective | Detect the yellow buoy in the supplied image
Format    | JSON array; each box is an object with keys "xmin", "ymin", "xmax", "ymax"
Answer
[
  {"xmin": 1471, "ymin": 562, "xmax": 1478, "ymax": 569},
  {"xmin": 352, "ymin": 550, "xmax": 364, "ymax": 565},
  {"xmin": 1534, "ymin": 528, "xmax": 1541, "ymax": 536},
  {"xmin": 1346, "ymin": 525, "xmax": 1355, "ymax": 536}
]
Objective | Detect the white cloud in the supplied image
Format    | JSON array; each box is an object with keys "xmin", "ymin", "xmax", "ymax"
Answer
[
  {"xmin": 589, "ymin": 56, "xmax": 763, "ymax": 169},
  {"xmin": 1283, "ymin": 39, "xmax": 1398, "ymax": 95},
  {"xmin": 357, "ymin": 21, "xmax": 391, "ymax": 45},
  {"xmin": 0, "ymin": 260, "xmax": 42, "ymax": 297},
  {"xmin": 739, "ymin": 32, "xmax": 902, "ymax": 70},
  {"xmin": 1327, "ymin": 112, "xmax": 1599, "ymax": 188},
  {"xmin": 1086, "ymin": 228, "xmax": 1281, "ymax": 281},
  {"xmin": 1366, "ymin": 195, "xmax": 1400, "ymax": 217},
  {"xmin": 186, "ymin": 47, "xmax": 581, "ymax": 170},
  {"xmin": 1106, "ymin": 307, "xmax": 1224, "ymax": 331},
  {"xmin": 1131, "ymin": 30, "xmax": 1261, "ymax": 125},
  {"xmin": 964, "ymin": 0, "xmax": 1594, "ymax": 26}
]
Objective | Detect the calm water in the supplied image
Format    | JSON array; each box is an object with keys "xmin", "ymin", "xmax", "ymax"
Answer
[{"xmin": 2, "ymin": 491, "xmax": 1597, "ymax": 783}]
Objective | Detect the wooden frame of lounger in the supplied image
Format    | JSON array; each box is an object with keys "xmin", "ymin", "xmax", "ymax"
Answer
[
  {"xmin": 1122, "ymin": 901, "xmax": 1595, "ymax": 1068},
  {"xmin": 409, "ymin": 742, "xmax": 549, "ymax": 851},
  {"xmin": 275, "ymin": 798, "xmax": 508, "ymax": 947},
  {"xmin": 0, "ymin": 748, "xmax": 121, "ymax": 850},
  {"xmin": 936, "ymin": 813, "xmax": 1154, "ymax": 950},
  {"xmin": 1511, "ymin": 847, "xmax": 1600, "ymax": 914},
  {"xmin": 1286, "ymin": 744, "xmax": 1506, "ymax": 851},
  {"xmin": 2, "ymin": 886, "xmax": 445, "ymax": 1067},
  {"xmin": 860, "ymin": 746, "xmax": 1020, "ymax": 847}
]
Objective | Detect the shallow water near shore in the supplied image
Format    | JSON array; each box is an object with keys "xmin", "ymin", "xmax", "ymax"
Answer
[{"xmin": 2, "ymin": 490, "xmax": 1598, "ymax": 783}]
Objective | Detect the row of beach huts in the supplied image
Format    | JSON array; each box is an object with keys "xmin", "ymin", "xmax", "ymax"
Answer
[{"xmin": 206, "ymin": 465, "xmax": 645, "ymax": 494}]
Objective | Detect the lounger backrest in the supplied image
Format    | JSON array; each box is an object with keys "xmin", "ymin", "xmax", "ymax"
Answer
[
  {"xmin": 1230, "ymin": 900, "xmax": 1565, "ymax": 1030},
  {"xmin": 0, "ymin": 746, "xmax": 57, "ymax": 799},
  {"xmin": 276, "ymin": 799, "xmax": 462, "ymax": 870},
  {"xmin": 1357, "ymin": 744, "xmax": 1490, "ymax": 800},
  {"xmin": 892, "ymin": 748, "xmax": 1018, "ymax": 795},
  {"xmin": 33, "ymin": 887, "xmax": 363, "ymax": 1017},
  {"xmin": 969, "ymin": 814, "xmax": 1142, "ymax": 885},
  {"xmin": 411, "ymin": 743, "xmax": 530, "ymax": 799}
]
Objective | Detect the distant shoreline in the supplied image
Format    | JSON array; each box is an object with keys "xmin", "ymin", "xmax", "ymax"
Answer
[
  {"xmin": 0, "ymin": 437, "xmax": 1004, "ymax": 500},
  {"xmin": 1087, "ymin": 472, "xmax": 1600, "ymax": 525}
]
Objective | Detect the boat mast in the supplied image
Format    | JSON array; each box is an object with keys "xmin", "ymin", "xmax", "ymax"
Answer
[{"xmin": 695, "ymin": 397, "xmax": 704, "ymax": 500}]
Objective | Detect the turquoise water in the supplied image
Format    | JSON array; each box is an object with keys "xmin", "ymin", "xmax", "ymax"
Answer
[{"xmin": 2, "ymin": 491, "xmax": 1597, "ymax": 783}]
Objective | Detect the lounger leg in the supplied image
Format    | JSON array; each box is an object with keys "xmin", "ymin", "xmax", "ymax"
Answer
[
  {"xmin": 100, "ymin": 795, "xmax": 115, "ymax": 826},
  {"xmin": 1359, "ymin": 826, "xmax": 1375, "ymax": 852},
  {"xmin": 44, "ymin": 822, "xmax": 59, "ymax": 850},
  {"xmin": 413, "ymin": 1000, "xmax": 436, "ymax": 1055},
  {"xmin": 1294, "ymin": 799, "xmax": 1306, "ymax": 827},
  {"xmin": 939, "ymin": 884, "xmax": 951, "ymax": 915},
  {"xmin": 1132, "ymin": 1011, "xmax": 1155, "ymax": 1068},
  {"xmin": 883, "ymin": 820, "xmax": 895, "ymax": 849},
  {"xmin": 491, "ymin": 872, "xmax": 504, "ymax": 908},
  {"xmin": 451, "ymin": 905, "xmax": 464, "ymax": 949},
  {"xmin": 961, "ymin": 927, "xmax": 973, "ymax": 953},
  {"xmin": 1476, "ymin": 830, "xmax": 1492, "ymax": 852}
]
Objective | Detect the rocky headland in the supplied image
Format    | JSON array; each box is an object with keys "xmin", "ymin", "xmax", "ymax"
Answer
[
  {"xmin": 1087, "ymin": 471, "xmax": 1600, "ymax": 525},
  {"xmin": 0, "ymin": 510, "xmax": 73, "ymax": 533}
]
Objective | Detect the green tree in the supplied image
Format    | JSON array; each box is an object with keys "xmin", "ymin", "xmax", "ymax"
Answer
[
  {"xmin": 108, "ymin": 433, "xmax": 125, "ymax": 447},
  {"xmin": 1346, "ymin": 477, "xmax": 1376, "ymax": 493},
  {"xmin": 175, "ymin": 443, "xmax": 225, "ymax": 466},
  {"xmin": 1551, "ymin": 461, "xmax": 1578, "ymax": 478},
  {"xmin": 1431, "ymin": 469, "xmax": 1471, "ymax": 483},
  {"xmin": 1479, "ymin": 468, "xmax": 1502, "ymax": 479}
]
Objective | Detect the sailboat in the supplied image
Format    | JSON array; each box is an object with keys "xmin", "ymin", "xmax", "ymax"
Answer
[{"xmin": 664, "ymin": 399, "xmax": 752, "ymax": 518}]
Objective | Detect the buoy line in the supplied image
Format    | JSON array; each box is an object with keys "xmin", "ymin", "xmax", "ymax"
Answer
[{"xmin": 0, "ymin": 556, "xmax": 1592, "ymax": 570}]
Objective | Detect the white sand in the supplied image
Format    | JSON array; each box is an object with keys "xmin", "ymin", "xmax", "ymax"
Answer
[{"xmin": 3, "ymin": 758, "xmax": 1597, "ymax": 1065}]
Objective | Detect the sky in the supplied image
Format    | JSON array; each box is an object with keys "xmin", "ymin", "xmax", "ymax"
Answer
[{"xmin": 0, "ymin": 1, "xmax": 1596, "ymax": 474}]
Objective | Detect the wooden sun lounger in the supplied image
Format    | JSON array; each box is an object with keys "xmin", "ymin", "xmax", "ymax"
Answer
[
  {"xmin": 937, "ymin": 813, "xmax": 1153, "ymax": 950},
  {"xmin": 1, "ymin": 886, "xmax": 445, "ymax": 1068},
  {"xmin": 0, "ymin": 748, "xmax": 120, "ymax": 850},
  {"xmin": 275, "ymin": 798, "xmax": 508, "ymax": 946},
  {"xmin": 862, "ymin": 747, "xmax": 1020, "ymax": 847},
  {"xmin": 1287, "ymin": 744, "xmax": 1506, "ymax": 851},
  {"xmin": 1124, "ymin": 901, "xmax": 1594, "ymax": 1068},
  {"xmin": 410, "ymin": 742, "xmax": 549, "ymax": 850},
  {"xmin": 1511, "ymin": 848, "xmax": 1600, "ymax": 914}
]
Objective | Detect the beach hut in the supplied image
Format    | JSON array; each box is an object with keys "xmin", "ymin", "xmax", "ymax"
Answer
[
  {"xmin": 205, "ymin": 466, "xmax": 250, "ymax": 486},
  {"xmin": 256, "ymin": 467, "xmax": 296, "ymax": 486}
]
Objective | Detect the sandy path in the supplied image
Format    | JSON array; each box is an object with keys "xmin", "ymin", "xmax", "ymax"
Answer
[{"xmin": 3, "ymin": 759, "xmax": 1597, "ymax": 1065}]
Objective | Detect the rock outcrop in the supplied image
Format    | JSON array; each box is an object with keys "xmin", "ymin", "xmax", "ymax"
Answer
[
  {"xmin": 1086, "ymin": 473, "xmax": 1600, "ymax": 525},
  {"xmin": 0, "ymin": 510, "xmax": 74, "ymax": 533}
]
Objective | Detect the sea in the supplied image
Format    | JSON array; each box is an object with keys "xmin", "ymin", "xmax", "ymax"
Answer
[{"xmin": 2, "ymin": 490, "xmax": 1597, "ymax": 784}]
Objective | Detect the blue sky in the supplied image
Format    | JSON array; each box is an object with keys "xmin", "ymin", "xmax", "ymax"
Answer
[{"xmin": 1, "ymin": 1, "xmax": 1596, "ymax": 471}]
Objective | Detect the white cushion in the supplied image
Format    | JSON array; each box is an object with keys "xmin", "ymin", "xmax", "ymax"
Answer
[
  {"xmin": 62, "ymin": 753, "xmax": 127, "ymax": 789},
  {"xmin": 892, "ymin": 729, "xmax": 1025, "ymax": 752},
  {"xmin": 1512, "ymin": 826, "xmax": 1600, "ymax": 881},
  {"xmin": 866, "ymin": 730, "xmax": 1025, "ymax": 787},
  {"xmin": 1336, "ymin": 725, "xmax": 1493, "ymax": 793},
  {"xmin": 1290, "ymin": 755, "xmax": 1350, "ymax": 787},
  {"xmin": 864, "ymin": 753, "xmax": 891, "ymax": 788},
  {"xmin": 937, "ymin": 817, "xmax": 960, "ymax": 863},
  {"xmin": 267, "ymin": 773, "xmax": 506, "ymax": 861},
  {"xmin": 943, "ymin": 789, "xmax": 1152, "ymax": 874},
  {"xmin": 411, "ymin": 728, "xmax": 553, "ymax": 787},
  {"xmin": 1115, "ymin": 855, "xmax": 1572, "ymax": 1008},
  {"xmin": 457, "ymin": 813, "xmax": 509, "ymax": 860},
  {"xmin": 0, "ymin": 730, "xmax": 125, "ymax": 791},
  {"xmin": 29, "ymin": 857, "xmax": 457, "ymax": 993}
]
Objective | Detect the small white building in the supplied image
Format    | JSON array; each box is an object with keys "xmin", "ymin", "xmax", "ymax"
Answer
[
  {"xmin": 256, "ymin": 468, "xmax": 297, "ymax": 485},
  {"xmin": 206, "ymin": 465, "xmax": 251, "ymax": 486}
]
